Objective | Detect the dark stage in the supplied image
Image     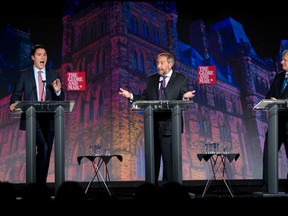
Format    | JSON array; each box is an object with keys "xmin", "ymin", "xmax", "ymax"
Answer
[{"xmin": 8, "ymin": 180, "xmax": 288, "ymax": 208}]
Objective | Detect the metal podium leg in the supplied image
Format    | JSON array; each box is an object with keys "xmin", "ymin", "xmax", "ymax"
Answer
[
  {"xmin": 55, "ymin": 106, "xmax": 65, "ymax": 193},
  {"xmin": 26, "ymin": 106, "xmax": 36, "ymax": 184},
  {"xmin": 171, "ymin": 105, "xmax": 182, "ymax": 184},
  {"xmin": 144, "ymin": 106, "xmax": 155, "ymax": 183},
  {"xmin": 267, "ymin": 105, "xmax": 278, "ymax": 194}
]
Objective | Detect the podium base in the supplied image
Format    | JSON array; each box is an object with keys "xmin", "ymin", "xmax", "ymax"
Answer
[{"xmin": 254, "ymin": 191, "xmax": 288, "ymax": 197}]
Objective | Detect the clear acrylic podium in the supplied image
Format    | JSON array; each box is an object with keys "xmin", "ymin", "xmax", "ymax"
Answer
[
  {"xmin": 131, "ymin": 100, "xmax": 193, "ymax": 184},
  {"xmin": 14, "ymin": 100, "xmax": 75, "ymax": 192},
  {"xmin": 253, "ymin": 99, "xmax": 288, "ymax": 197}
]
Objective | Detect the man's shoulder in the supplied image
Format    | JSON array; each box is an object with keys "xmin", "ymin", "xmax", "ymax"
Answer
[
  {"xmin": 173, "ymin": 71, "xmax": 186, "ymax": 76},
  {"xmin": 17, "ymin": 68, "xmax": 33, "ymax": 79},
  {"xmin": 172, "ymin": 71, "xmax": 187, "ymax": 80},
  {"xmin": 20, "ymin": 67, "xmax": 33, "ymax": 73},
  {"xmin": 147, "ymin": 73, "xmax": 160, "ymax": 81},
  {"xmin": 46, "ymin": 69, "xmax": 58, "ymax": 74},
  {"xmin": 147, "ymin": 73, "xmax": 158, "ymax": 78}
]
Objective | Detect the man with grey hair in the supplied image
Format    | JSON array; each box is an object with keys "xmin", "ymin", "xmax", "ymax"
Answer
[{"xmin": 262, "ymin": 49, "xmax": 288, "ymax": 192}]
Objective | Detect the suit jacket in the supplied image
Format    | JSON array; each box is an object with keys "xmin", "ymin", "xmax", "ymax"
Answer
[
  {"xmin": 265, "ymin": 70, "xmax": 288, "ymax": 125},
  {"xmin": 10, "ymin": 67, "xmax": 65, "ymax": 130},
  {"xmin": 266, "ymin": 70, "xmax": 288, "ymax": 99},
  {"xmin": 132, "ymin": 71, "xmax": 189, "ymax": 135}
]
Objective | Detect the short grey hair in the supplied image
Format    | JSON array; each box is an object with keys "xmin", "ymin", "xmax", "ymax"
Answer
[
  {"xmin": 157, "ymin": 52, "xmax": 175, "ymax": 65},
  {"xmin": 282, "ymin": 49, "xmax": 288, "ymax": 57}
]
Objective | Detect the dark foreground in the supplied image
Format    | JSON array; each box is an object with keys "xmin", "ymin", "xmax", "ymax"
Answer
[{"xmin": 2, "ymin": 180, "xmax": 288, "ymax": 213}]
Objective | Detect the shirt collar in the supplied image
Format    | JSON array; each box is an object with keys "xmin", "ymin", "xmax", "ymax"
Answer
[{"xmin": 33, "ymin": 66, "xmax": 46, "ymax": 74}]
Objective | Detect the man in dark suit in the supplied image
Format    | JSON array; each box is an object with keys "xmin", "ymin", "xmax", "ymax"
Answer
[
  {"xmin": 262, "ymin": 49, "xmax": 288, "ymax": 191},
  {"xmin": 119, "ymin": 52, "xmax": 195, "ymax": 184},
  {"xmin": 10, "ymin": 44, "xmax": 65, "ymax": 184}
]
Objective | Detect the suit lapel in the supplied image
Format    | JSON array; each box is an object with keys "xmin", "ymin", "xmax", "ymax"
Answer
[
  {"xmin": 279, "ymin": 73, "xmax": 287, "ymax": 98},
  {"xmin": 29, "ymin": 69, "xmax": 38, "ymax": 100},
  {"xmin": 164, "ymin": 72, "xmax": 176, "ymax": 99},
  {"xmin": 154, "ymin": 75, "xmax": 161, "ymax": 99}
]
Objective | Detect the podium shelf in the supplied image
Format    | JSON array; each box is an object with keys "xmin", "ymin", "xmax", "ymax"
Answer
[
  {"xmin": 14, "ymin": 100, "xmax": 75, "ymax": 113},
  {"xmin": 131, "ymin": 100, "xmax": 193, "ymax": 111},
  {"xmin": 253, "ymin": 99, "xmax": 288, "ymax": 110}
]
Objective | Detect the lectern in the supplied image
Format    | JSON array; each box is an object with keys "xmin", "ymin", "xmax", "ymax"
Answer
[
  {"xmin": 131, "ymin": 100, "xmax": 193, "ymax": 184},
  {"xmin": 14, "ymin": 100, "xmax": 75, "ymax": 192},
  {"xmin": 253, "ymin": 99, "xmax": 288, "ymax": 196}
]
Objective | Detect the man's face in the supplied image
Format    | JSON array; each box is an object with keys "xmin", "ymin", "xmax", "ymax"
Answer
[
  {"xmin": 31, "ymin": 48, "xmax": 47, "ymax": 70},
  {"xmin": 157, "ymin": 56, "xmax": 172, "ymax": 76}
]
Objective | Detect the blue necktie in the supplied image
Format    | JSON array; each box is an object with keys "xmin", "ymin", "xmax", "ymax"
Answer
[{"xmin": 281, "ymin": 73, "xmax": 288, "ymax": 93}]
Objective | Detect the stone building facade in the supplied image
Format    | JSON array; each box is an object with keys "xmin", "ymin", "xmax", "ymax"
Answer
[{"xmin": 0, "ymin": 1, "xmax": 286, "ymax": 183}]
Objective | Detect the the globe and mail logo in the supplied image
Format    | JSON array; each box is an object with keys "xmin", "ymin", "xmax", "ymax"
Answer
[
  {"xmin": 198, "ymin": 66, "xmax": 216, "ymax": 84},
  {"xmin": 66, "ymin": 72, "xmax": 86, "ymax": 91}
]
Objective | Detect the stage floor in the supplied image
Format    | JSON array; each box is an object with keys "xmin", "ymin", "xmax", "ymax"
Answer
[
  {"xmin": 11, "ymin": 179, "xmax": 288, "ymax": 199},
  {"xmin": 3, "ymin": 180, "xmax": 288, "ymax": 212}
]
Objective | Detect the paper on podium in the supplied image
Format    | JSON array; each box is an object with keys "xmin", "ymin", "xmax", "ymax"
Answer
[{"xmin": 131, "ymin": 100, "xmax": 193, "ymax": 111}]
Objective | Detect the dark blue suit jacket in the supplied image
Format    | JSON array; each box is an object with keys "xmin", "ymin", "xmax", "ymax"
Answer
[{"xmin": 10, "ymin": 67, "xmax": 65, "ymax": 130}]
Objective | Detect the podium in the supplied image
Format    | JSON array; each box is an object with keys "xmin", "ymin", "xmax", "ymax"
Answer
[
  {"xmin": 253, "ymin": 99, "xmax": 288, "ymax": 197},
  {"xmin": 131, "ymin": 100, "xmax": 193, "ymax": 184},
  {"xmin": 14, "ymin": 100, "xmax": 75, "ymax": 191}
]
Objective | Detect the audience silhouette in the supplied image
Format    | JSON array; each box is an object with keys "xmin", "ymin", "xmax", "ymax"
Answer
[
  {"xmin": 159, "ymin": 181, "xmax": 191, "ymax": 201},
  {"xmin": 133, "ymin": 182, "xmax": 160, "ymax": 201},
  {"xmin": 22, "ymin": 183, "xmax": 52, "ymax": 203},
  {"xmin": 0, "ymin": 181, "xmax": 16, "ymax": 202},
  {"xmin": 55, "ymin": 181, "xmax": 88, "ymax": 202}
]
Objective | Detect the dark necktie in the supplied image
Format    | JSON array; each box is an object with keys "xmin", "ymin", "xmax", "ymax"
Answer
[
  {"xmin": 38, "ymin": 71, "xmax": 45, "ymax": 101},
  {"xmin": 159, "ymin": 76, "xmax": 167, "ymax": 100},
  {"xmin": 281, "ymin": 73, "xmax": 288, "ymax": 93}
]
